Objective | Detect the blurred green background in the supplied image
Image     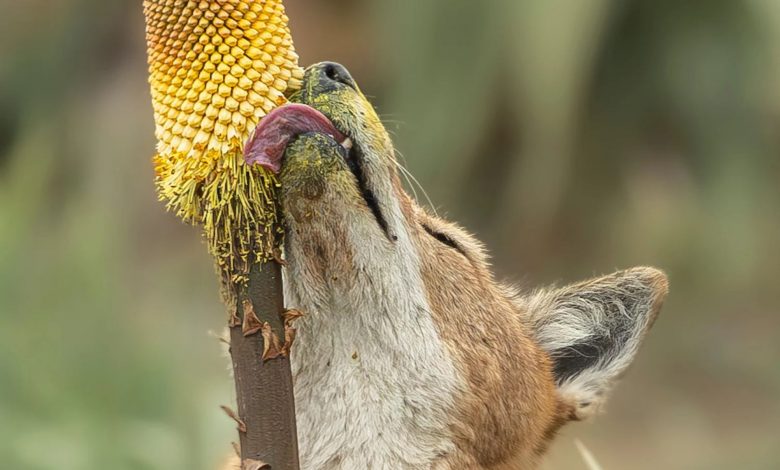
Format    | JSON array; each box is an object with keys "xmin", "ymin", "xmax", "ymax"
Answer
[{"xmin": 1, "ymin": 1, "xmax": 778, "ymax": 469}]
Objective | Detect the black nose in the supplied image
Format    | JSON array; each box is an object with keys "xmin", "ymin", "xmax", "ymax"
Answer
[{"xmin": 313, "ymin": 62, "xmax": 357, "ymax": 90}]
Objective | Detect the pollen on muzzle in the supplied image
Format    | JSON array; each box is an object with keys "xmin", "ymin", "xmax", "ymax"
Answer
[{"xmin": 143, "ymin": 0, "xmax": 304, "ymax": 278}]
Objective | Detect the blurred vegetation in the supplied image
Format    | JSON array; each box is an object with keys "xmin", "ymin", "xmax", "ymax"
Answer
[{"xmin": 0, "ymin": 1, "xmax": 778, "ymax": 469}]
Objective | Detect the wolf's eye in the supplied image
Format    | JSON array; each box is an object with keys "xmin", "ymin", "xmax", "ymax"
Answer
[{"xmin": 422, "ymin": 224, "xmax": 464, "ymax": 255}]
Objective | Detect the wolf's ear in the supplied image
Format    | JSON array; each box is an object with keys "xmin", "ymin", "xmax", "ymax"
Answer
[{"xmin": 524, "ymin": 267, "xmax": 668, "ymax": 419}]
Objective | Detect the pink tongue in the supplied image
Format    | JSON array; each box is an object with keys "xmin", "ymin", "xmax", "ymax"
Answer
[{"xmin": 244, "ymin": 103, "xmax": 347, "ymax": 173}]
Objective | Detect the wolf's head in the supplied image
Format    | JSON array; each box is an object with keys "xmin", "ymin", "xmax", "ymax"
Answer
[{"xmin": 264, "ymin": 62, "xmax": 667, "ymax": 467}]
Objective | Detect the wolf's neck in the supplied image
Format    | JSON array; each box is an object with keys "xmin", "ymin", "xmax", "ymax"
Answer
[{"xmin": 283, "ymin": 229, "xmax": 460, "ymax": 469}]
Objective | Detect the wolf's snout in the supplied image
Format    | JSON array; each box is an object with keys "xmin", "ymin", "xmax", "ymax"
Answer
[{"xmin": 305, "ymin": 61, "xmax": 358, "ymax": 95}]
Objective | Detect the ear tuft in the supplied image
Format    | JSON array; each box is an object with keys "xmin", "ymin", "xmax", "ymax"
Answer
[{"xmin": 525, "ymin": 267, "xmax": 668, "ymax": 419}]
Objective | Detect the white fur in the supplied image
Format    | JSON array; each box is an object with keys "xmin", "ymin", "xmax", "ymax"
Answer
[
  {"xmin": 283, "ymin": 189, "xmax": 461, "ymax": 469},
  {"xmin": 521, "ymin": 269, "xmax": 662, "ymax": 419}
]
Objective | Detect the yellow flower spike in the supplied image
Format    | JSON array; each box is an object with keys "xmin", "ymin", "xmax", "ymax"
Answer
[{"xmin": 143, "ymin": 0, "xmax": 304, "ymax": 278}]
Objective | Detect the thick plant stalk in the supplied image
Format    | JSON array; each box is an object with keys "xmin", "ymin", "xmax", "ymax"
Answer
[
  {"xmin": 142, "ymin": 1, "xmax": 303, "ymax": 467},
  {"xmin": 230, "ymin": 261, "xmax": 299, "ymax": 468}
]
